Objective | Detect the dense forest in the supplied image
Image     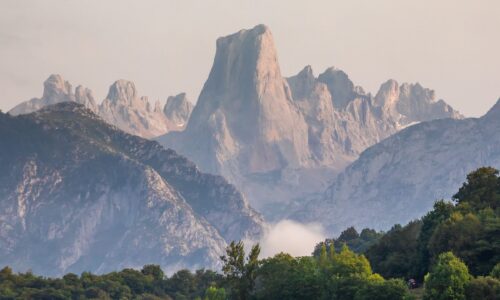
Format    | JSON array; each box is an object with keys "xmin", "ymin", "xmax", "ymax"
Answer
[{"xmin": 0, "ymin": 167, "xmax": 499, "ymax": 299}]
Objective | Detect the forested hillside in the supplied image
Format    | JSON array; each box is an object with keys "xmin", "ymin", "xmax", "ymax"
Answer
[{"xmin": 1, "ymin": 168, "xmax": 499, "ymax": 299}]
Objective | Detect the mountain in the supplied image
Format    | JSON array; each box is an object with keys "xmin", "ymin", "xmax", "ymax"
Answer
[
  {"xmin": 0, "ymin": 102, "xmax": 263, "ymax": 276},
  {"xmin": 163, "ymin": 93, "xmax": 193, "ymax": 128},
  {"xmin": 8, "ymin": 74, "xmax": 98, "ymax": 115},
  {"xmin": 158, "ymin": 24, "xmax": 461, "ymax": 218},
  {"xmin": 287, "ymin": 66, "xmax": 461, "ymax": 161},
  {"xmin": 294, "ymin": 99, "xmax": 500, "ymax": 234},
  {"xmin": 9, "ymin": 76, "xmax": 193, "ymax": 139}
]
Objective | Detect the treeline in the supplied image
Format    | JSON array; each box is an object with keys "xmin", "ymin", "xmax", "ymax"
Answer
[
  {"xmin": 0, "ymin": 243, "xmax": 411, "ymax": 300},
  {"xmin": 314, "ymin": 166, "xmax": 500, "ymax": 299},
  {"xmin": 0, "ymin": 167, "xmax": 499, "ymax": 299}
]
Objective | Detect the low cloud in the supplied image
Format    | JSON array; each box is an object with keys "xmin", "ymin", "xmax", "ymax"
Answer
[{"xmin": 249, "ymin": 219, "xmax": 326, "ymax": 258}]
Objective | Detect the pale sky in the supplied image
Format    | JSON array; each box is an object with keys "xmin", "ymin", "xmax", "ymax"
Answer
[{"xmin": 1, "ymin": 0, "xmax": 499, "ymax": 117}]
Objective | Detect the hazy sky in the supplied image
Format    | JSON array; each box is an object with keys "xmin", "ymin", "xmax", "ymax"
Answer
[{"xmin": 1, "ymin": 0, "xmax": 499, "ymax": 116}]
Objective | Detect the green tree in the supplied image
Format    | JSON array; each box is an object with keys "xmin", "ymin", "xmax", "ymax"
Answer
[
  {"xmin": 465, "ymin": 276, "xmax": 500, "ymax": 300},
  {"xmin": 490, "ymin": 263, "xmax": 500, "ymax": 279},
  {"xmin": 414, "ymin": 200, "xmax": 454, "ymax": 279},
  {"xmin": 141, "ymin": 265, "xmax": 164, "ymax": 281},
  {"xmin": 204, "ymin": 286, "xmax": 227, "ymax": 300},
  {"xmin": 166, "ymin": 269, "xmax": 196, "ymax": 298},
  {"xmin": 331, "ymin": 244, "xmax": 372, "ymax": 278},
  {"xmin": 424, "ymin": 252, "xmax": 471, "ymax": 300},
  {"xmin": 365, "ymin": 221, "xmax": 421, "ymax": 279},
  {"xmin": 220, "ymin": 241, "xmax": 260, "ymax": 300},
  {"xmin": 354, "ymin": 278, "xmax": 411, "ymax": 300},
  {"xmin": 338, "ymin": 227, "xmax": 359, "ymax": 242},
  {"xmin": 318, "ymin": 243, "xmax": 329, "ymax": 268},
  {"xmin": 453, "ymin": 167, "xmax": 500, "ymax": 211}
]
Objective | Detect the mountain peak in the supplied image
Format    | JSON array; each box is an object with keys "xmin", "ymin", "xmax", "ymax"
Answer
[
  {"xmin": 484, "ymin": 98, "xmax": 500, "ymax": 119},
  {"xmin": 318, "ymin": 67, "xmax": 357, "ymax": 108},
  {"xmin": 106, "ymin": 80, "xmax": 138, "ymax": 105},
  {"xmin": 204, "ymin": 24, "xmax": 281, "ymax": 99},
  {"xmin": 287, "ymin": 66, "xmax": 317, "ymax": 100},
  {"xmin": 164, "ymin": 93, "xmax": 193, "ymax": 126},
  {"xmin": 164, "ymin": 24, "xmax": 310, "ymax": 176},
  {"xmin": 298, "ymin": 65, "xmax": 314, "ymax": 80},
  {"xmin": 374, "ymin": 79, "xmax": 399, "ymax": 107},
  {"xmin": 42, "ymin": 74, "xmax": 73, "ymax": 99},
  {"xmin": 226, "ymin": 24, "xmax": 270, "ymax": 40}
]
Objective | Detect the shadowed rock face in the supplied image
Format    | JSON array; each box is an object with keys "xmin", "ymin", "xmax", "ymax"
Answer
[
  {"xmin": 9, "ymin": 77, "xmax": 193, "ymax": 139},
  {"xmin": 164, "ymin": 93, "xmax": 193, "ymax": 127},
  {"xmin": 158, "ymin": 25, "xmax": 462, "ymax": 219},
  {"xmin": 294, "ymin": 99, "xmax": 500, "ymax": 234},
  {"xmin": 0, "ymin": 102, "xmax": 264, "ymax": 276}
]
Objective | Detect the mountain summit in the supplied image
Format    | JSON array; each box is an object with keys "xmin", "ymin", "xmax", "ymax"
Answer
[
  {"xmin": 9, "ymin": 76, "xmax": 193, "ymax": 138},
  {"xmin": 177, "ymin": 24, "xmax": 310, "ymax": 176},
  {"xmin": 9, "ymin": 74, "xmax": 97, "ymax": 115},
  {"xmin": 158, "ymin": 25, "xmax": 461, "ymax": 217}
]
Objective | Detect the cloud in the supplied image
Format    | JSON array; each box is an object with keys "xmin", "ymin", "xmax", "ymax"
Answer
[{"xmin": 250, "ymin": 219, "xmax": 326, "ymax": 258}]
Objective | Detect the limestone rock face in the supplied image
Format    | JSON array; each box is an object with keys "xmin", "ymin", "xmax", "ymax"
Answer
[
  {"xmin": 161, "ymin": 24, "xmax": 310, "ymax": 180},
  {"xmin": 0, "ymin": 102, "xmax": 264, "ymax": 276},
  {"xmin": 374, "ymin": 79, "xmax": 462, "ymax": 126},
  {"xmin": 158, "ymin": 25, "xmax": 462, "ymax": 218},
  {"xmin": 10, "ymin": 76, "xmax": 193, "ymax": 139},
  {"xmin": 99, "ymin": 80, "xmax": 171, "ymax": 138},
  {"xmin": 75, "ymin": 86, "xmax": 98, "ymax": 112},
  {"xmin": 164, "ymin": 93, "xmax": 193, "ymax": 128},
  {"xmin": 8, "ymin": 25, "xmax": 463, "ymax": 221},
  {"xmin": 9, "ymin": 75, "xmax": 97, "ymax": 115},
  {"xmin": 317, "ymin": 67, "xmax": 361, "ymax": 109},
  {"xmin": 288, "ymin": 66, "xmax": 463, "ymax": 161},
  {"xmin": 294, "ymin": 98, "xmax": 500, "ymax": 234}
]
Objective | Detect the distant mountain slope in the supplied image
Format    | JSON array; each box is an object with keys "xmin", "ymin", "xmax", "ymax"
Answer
[
  {"xmin": 8, "ymin": 75, "xmax": 193, "ymax": 138},
  {"xmin": 158, "ymin": 24, "xmax": 461, "ymax": 218},
  {"xmin": 294, "ymin": 99, "xmax": 500, "ymax": 234},
  {"xmin": 0, "ymin": 102, "xmax": 263, "ymax": 276}
]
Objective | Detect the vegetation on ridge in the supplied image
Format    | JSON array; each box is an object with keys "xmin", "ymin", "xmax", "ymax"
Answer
[{"xmin": 0, "ymin": 167, "xmax": 499, "ymax": 299}]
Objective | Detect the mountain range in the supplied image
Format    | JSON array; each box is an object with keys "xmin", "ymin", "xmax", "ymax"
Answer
[
  {"xmin": 293, "ymin": 98, "xmax": 500, "ymax": 233},
  {"xmin": 158, "ymin": 24, "xmax": 461, "ymax": 218},
  {"xmin": 3, "ymin": 24, "xmax": 497, "ymax": 277},
  {"xmin": 8, "ymin": 25, "xmax": 464, "ymax": 220},
  {"xmin": 0, "ymin": 102, "xmax": 263, "ymax": 276},
  {"xmin": 9, "ymin": 75, "xmax": 193, "ymax": 139}
]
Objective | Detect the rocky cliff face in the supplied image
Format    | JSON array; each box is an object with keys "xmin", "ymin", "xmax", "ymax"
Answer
[
  {"xmin": 164, "ymin": 25, "xmax": 310, "ymax": 178},
  {"xmin": 158, "ymin": 25, "xmax": 461, "ymax": 218},
  {"xmin": 9, "ymin": 76, "xmax": 193, "ymax": 139},
  {"xmin": 0, "ymin": 102, "xmax": 263, "ymax": 276},
  {"xmin": 8, "ymin": 75, "xmax": 98, "ymax": 115},
  {"xmin": 7, "ymin": 25, "xmax": 463, "ymax": 220},
  {"xmin": 373, "ymin": 79, "xmax": 461, "ymax": 126},
  {"xmin": 163, "ymin": 93, "xmax": 193, "ymax": 128},
  {"xmin": 294, "ymin": 99, "xmax": 500, "ymax": 234}
]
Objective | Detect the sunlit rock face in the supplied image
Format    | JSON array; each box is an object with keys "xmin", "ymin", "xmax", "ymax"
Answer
[
  {"xmin": 10, "ymin": 77, "xmax": 193, "ymax": 139},
  {"xmin": 158, "ymin": 24, "xmax": 462, "ymax": 219},
  {"xmin": 295, "ymin": 99, "xmax": 500, "ymax": 234},
  {"xmin": 166, "ymin": 24, "xmax": 311, "ymax": 176},
  {"xmin": 0, "ymin": 102, "xmax": 264, "ymax": 276},
  {"xmin": 8, "ymin": 25, "xmax": 462, "ymax": 221}
]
